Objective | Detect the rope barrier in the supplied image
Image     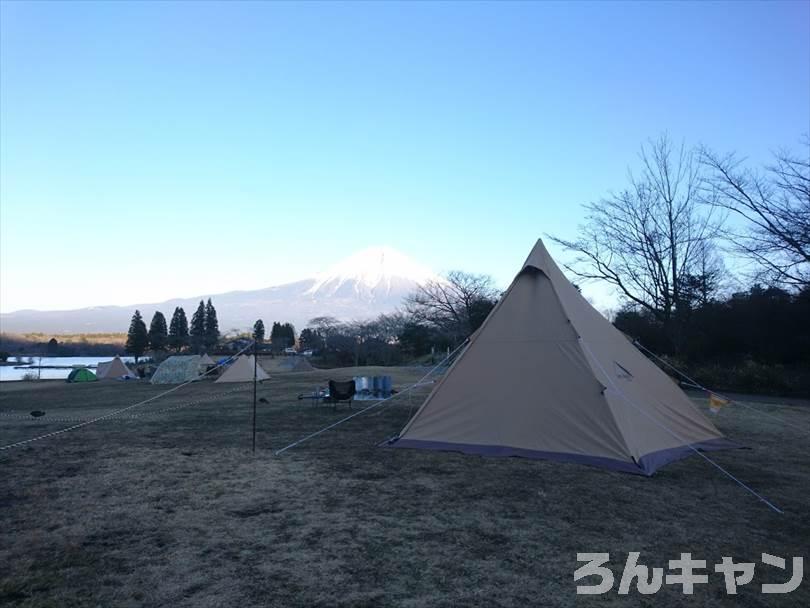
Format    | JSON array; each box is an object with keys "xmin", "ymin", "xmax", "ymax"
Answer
[
  {"xmin": 633, "ymin": 340, "xmax": 809, "ymax": 436},
  {"xmin": 366, "ymin": 380, "xmax": 436, "ymax": 417},
  {"xmin": 0, "ymin": 342, "xmax": 256, "ymax": 453},
  {"xmin": 0, "ymin": 385, "xmax": 253, "ymax": 424},
  {"xmin": 274, "ymin": 341, "xmax": 468, "ymax": 456},
  {"xmin": 123, "ymin": 384, "xmax": 252, "ymax": 418},
  {"xmin": 580, "ymin": 339, "xmax": 783, "ymax": 514}
]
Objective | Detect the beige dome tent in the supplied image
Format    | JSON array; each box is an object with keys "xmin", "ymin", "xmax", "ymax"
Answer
[
  {"xmin": 387, "ymin": 239, "xmax": 737, "ymax": 476},
  {"xmin": 215, "ymin": 355, "xmax": 270, "ymax": 383},
  {"xmin": 151, "ymin": 355, "xmax": 202, "ymax": 384},
  {"xmin": 96, "ymin": 356, "xmax": 135, "ymax": 380}
]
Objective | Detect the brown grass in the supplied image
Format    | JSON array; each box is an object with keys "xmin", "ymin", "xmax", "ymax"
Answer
[{"xmin": 1, "ymin": 367, "xmax": 808, "ymax": 607}]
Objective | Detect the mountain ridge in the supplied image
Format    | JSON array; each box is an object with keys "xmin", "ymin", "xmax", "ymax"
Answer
[{"xmin": 0, "ymin": 248, "xmax": 438, "ymax": 334}]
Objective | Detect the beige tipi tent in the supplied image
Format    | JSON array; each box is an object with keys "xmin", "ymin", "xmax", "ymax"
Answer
[
  {"xmin": 388, "ymin": 239, "xmax": 737, "ymax": 475},
  {"xmin": 215, "ymin": 355, "xmax": 270, "ymax": 383},
  {"xmin": 96, "ymin": 356, "xmax": 136, "ymax": 380},
  {"xmin": 198, "ymin": 353, "xmax": 215, "ymax": 374},
  {"xmin": 278, "ymin": 357, "xmax": 315, "ymax": 372}
]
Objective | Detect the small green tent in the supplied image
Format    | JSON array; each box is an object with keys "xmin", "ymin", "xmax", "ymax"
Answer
[{"xmin": 66, "ymin": 368, "xmax": 98, "ymax": 383}]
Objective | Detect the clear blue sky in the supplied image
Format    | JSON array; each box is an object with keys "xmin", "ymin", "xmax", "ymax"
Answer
[{"xmin": 1, "ymin": 1, "xmax": 808, "ymax": 313}]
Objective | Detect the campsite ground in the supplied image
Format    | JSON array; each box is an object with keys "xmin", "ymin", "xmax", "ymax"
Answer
[{"xmin": 1, "ymin": 366, "xmax": 808, "ymax": 607}]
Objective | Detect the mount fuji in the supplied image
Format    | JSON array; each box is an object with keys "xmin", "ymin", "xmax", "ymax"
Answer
[{"xmin": 0, "ymin": 247, "xmax": 441, "ymax": 334}]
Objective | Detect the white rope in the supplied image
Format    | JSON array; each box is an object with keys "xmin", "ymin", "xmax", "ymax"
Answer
[
  {"xmin": 0, "ymin": 343, "xmax": 255, "ymax": 453},
  {"xmin": 125, "ymin": 385, "xmax": 251, "ymax": 418},
  {"xmin": 366, "ymin": 380, "xmax": 436, "ymax": 417},
  {"xmin": 632, "ymin": 340, "xmax": 809, "ymax": 437},
  {"xmin": 274, "ymin": 342, "xmax": 467, "ymax": 456},
  {"xmin": 580, "ymin": 339, "xmax": 783, "ymax": 514},
  {"xmin": 0, "ymin": 385, "xmax": 251, "ymax": 423}
]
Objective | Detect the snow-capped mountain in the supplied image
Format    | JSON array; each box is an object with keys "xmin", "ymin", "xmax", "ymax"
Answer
[
  {"xmin": 0, "ymin": 247, "xmax": 440, "ymax": 334},
  {"xmin": 306, "ymin": 247, "xmax": 439, "ymax": 300}
]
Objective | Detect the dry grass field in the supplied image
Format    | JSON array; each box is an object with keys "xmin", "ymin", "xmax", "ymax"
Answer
[{"xmin": 1, "ymin": 365, "xmax": 808, "ymax": 607}]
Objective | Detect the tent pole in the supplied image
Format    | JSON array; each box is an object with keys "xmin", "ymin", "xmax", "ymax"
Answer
[{"xmin": 252, "ymin": 340, "xmax": 257, "ymax": 454}]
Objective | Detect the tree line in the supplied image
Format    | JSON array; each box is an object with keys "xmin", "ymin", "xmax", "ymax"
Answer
[
  {"xmin": 614, "ymin": 285, "xmax": 809, "ymax": 395},
  {"xmin": 548, "ymin": 133, "xmax": 808, "ymax": 353},
  {"xmin": 287, "ymin": 133, "xmax": 807, "ymax": 393},
  {"xmin": 251, "ymin": 320, "xmax": 296, "ymax": 353},
  {"xmin": 547, "ymin": 133, "xmax": 809, "ymax": 394},
  {"xmin": 125, "ymin": 298, "xmax": 220, "ymax": 362},
  {"xmin": 126, "ymin": 300, "xmax": 304, "ymax": 361},
  {"xmin": 287, "ymin": 271, "xmax": 500, "ymax": 367},
  {"xmin": 121, "ymin": 133, "xmax": 806, "ymax": 394}
]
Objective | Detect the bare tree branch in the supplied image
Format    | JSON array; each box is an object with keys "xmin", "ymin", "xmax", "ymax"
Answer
[
  {"xmin": 700, "ymin": 136, "xmax": 810, "ymax": 289},
  {"xmin": 548, "ymin": 134, "xmax": 722, "ymax": 337},
  {"xmin": 405, "ymin": 271, "xmax": 498, "ymax": 343}
]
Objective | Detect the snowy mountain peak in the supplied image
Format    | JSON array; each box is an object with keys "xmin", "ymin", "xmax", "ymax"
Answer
[
  {"xmin": 305, "ymin": 246, "xmax": 438, "ymax": 299},
  {"xmin": 0, "ymin": 246, "xmax": 442, "ymax": 333}
]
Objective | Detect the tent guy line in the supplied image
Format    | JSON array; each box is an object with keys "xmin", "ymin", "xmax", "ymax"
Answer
[
  {"xmin": 0, "ymin": 342, "xmax": 256, "ymax": 453},
  {"xmin": 273, "ymin": 341, "xmax": 468, "ymax": 457},
  {"xmin": 0, "ymin": 385, "xmax": 251, "ymax": 423},
  {"xmin": 579, "ymin": 339, "xmax": 784, "ymax": 515},
  {"xmin": 633, "ymin": 339, "xmax": 810, "ymax": 437},
  {"xmin": 0, "ymin": 386, "xmax": 253, "ymax": 424},
  {"xmin": 366, "ymin": 379, "xmax": 441, "ymax": 419}
]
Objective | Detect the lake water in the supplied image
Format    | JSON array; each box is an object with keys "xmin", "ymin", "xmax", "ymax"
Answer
[{"xmin": 0, "ymin": 356, "xmax": 139, "ymax": 382}]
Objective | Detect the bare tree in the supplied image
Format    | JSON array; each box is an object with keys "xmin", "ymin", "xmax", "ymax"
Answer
[
  {"xmin": 548, "ymin": 135, "xmax": 720, "ymax": 336},
  {"xmin": 700, "ymin": 136, "xmax": 810, "ymax": 289},
  {"xmin": 679, "ymin": 240, "xmax": 728, "ymax": 310},
  {"xmin": 367, "ymin": 312, "xmax": 407, "ymax": 344},
  {"xmin": 343, "ymin": 313, "xmax": 408, "ymax": 366},
  {"xmin": 405, "ymin": 271, "xmax": 498, "ymax": 343},
  {"xmin": 306, "ymin": 316, "xmax": 342, "ymax": 337}
]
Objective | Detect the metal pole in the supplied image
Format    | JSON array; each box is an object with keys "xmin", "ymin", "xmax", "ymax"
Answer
[{"xmin": 252, "ymin": 340, "xmax": 257, "ymax": 453}]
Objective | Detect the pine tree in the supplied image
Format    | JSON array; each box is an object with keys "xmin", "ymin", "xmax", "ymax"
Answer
[
  {"xmin": 204, "ymin": 298, "xmax": 219, "ymax": 350},
  {"xmin": 270, "ymin": 321, "xmax": 282, "ymax": 353},
  {"xmin": 270, "ymin": 321, "xmax": 296, "ymax": 352},
  {"xmin": 284, "ymin": 323, "xmax": 296, "ymax": 347},
  {"xmin": 299, "ymin": 328, "xmax": 324, "ymax": 352},
  {"xmin": 148, "ymin": 311, "xmax": 168, "ymax": 351},
  {"xmin": 190, "ymin": 300, "xmax": 206, "ymax": 353},
  {"xmin": 253, "ymin": 319, "xmax": 265, "ymax": 343},
  {"xmin": 168, "ymin": 307, "xmax": 189, "ymax": 352},
  {"xmin": 125, "ymin": 310, "xmax": 149, "ymax": 363}
]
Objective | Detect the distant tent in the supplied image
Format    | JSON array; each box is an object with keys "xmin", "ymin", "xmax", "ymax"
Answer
[
  {"xmin": 278, "ymin": 357, "xmax": 314, "ymax": 372},
  {"xmin": 66, "ymin": 368, "xmax": 97, "ymax": 383},
  {"xmin": 215, "ymin": 355, "xmax": 270, "ymax": 383},
  {"xmin": 96, "ymin": 356, "xmax": 135, "ymax": 380},
  {"xmin": 197, "ymin": 353, "xmax": 215, "ymax": 377},
  {"xmin": 387, "ymin": 239, "xmax": 737, "ymax": 476},
  {"xmin": 151, "ymin": 355, "xmax": 202, "ymax": 384}
]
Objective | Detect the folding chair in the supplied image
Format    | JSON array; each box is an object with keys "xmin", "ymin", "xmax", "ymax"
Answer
[{"xmin": 327, "ymin": 380, "xmax": 356, "ymax": 410}]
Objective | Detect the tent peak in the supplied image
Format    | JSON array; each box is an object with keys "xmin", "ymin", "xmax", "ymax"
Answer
[{"xmin": 520, "ymin": 238, "xmax": 554, "ymax": 274}]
